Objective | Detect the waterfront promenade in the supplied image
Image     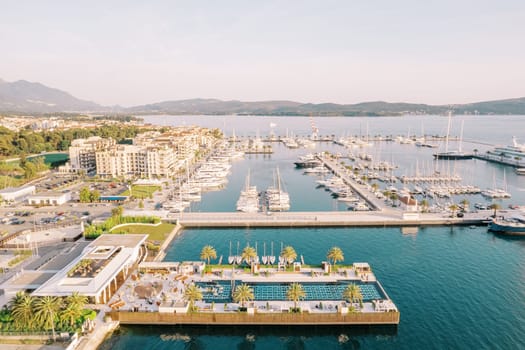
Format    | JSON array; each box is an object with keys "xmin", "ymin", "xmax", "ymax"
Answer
[{"xmin": 174, "ymin": 210, "xmax": 490, "ymax": 228}]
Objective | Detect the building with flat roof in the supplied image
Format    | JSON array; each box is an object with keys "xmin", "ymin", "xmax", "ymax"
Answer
[
  {"xmin": 32, "ymin": 234, "xmax": 147, "ymax": 303},
  {"xmin": 69, "ymin": 136, "xmax": 115, "ymax": 173},
  {"xmin": 27, "ymin": 191, "xmax": 71, "ymax": 206},
  {"xmin": 0, "ymin": 185, "xmax": 36, "ymax": 203}
]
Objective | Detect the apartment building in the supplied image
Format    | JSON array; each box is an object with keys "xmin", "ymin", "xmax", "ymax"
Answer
[
  {"xmin": 69, "ymin": 136, "xmax": 116, "ymax": 173},
  {"xmin": 95, "ymin": 144, "xmax": 176, "ymax": 178}
]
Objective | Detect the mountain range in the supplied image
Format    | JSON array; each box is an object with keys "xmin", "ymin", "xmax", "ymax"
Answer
[{"xmin": 1, "ymin": 78, "xmax": 525, "ymax": 116}]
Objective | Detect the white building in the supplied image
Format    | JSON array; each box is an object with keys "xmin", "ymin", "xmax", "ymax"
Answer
[
  {"xmin": 69, "ymin": 136, "xmax": 115, "ymax": 173},
  {"xmin": 0, "ymin": 185, "xmax": 36, "ymax": 203},
  {"xmin": 27, "ymin": 191, "xmax": 71, "ymax": 206},
  {"xmin": 32, "ymin": 234, "xmax": 147, "ymax": 304},
  {"xmin": 95, "ymin": 144, "xmax": 175, "ymax": 179}
]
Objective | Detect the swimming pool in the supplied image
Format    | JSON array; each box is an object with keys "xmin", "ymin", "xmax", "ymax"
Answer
[
  {"xmin": 100, "ymin": 196, "xmax": 128, "ymax": 201},
  {"xmin": 196, "ymin": 281, "xmax": 384, "ymax": 303}
]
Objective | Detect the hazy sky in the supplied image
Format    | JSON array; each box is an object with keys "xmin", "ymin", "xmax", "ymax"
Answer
[{"xmin": 2, "ymin": 1, "xmax": 525, "ymax": 106}]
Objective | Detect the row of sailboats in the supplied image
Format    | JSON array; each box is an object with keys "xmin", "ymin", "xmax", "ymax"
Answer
[
  {"xmin": 228, "ymin": 241, "xmax": 277, "ymax": 265},
  {"xmin": 236, "ymin": 167, "xmax": 290, "ymax": 212}
]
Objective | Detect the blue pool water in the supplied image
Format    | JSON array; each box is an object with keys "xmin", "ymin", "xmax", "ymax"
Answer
[
  {"xmin": 99, "ymin": 196, "xmax": 128, "ymax": 201},
  {"xmin": 196, "ymin": 281, "xmax": 384, "ymax": 303}
]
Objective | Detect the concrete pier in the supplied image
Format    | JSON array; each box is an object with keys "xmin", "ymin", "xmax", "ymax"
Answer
[{"xmin": 174, "ymin": 210, "xmax": 490, "ymax": 228}]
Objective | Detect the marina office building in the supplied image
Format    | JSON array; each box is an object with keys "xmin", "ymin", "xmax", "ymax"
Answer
[{"xmin": 8, "ymin": 234, "xmax": 148, "ymax": 304}]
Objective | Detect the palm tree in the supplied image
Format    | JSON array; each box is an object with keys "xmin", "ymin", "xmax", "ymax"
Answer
[
  {"xmin": 460, "ymin": 199, "xmax": 469, "ymax": 212},
  {"xmin": 449, "ymin": 204, "xmax": 459, "ymax": 217},
  {"xmin": 371, "ymin": 183, "xmax": 379, "ymax": 193},
  {"xmin": 10, "ymin": 292, "xmax": 35, "ymax": 330},
  {"xmin": 419, "ymin": 199, "xmax": 429, "ymax": 213},
  {"xmin": 343, "ymin": 284, "xmax": 363, "ymax": 308},
  {"xmin": 287, "ymin": 283, "xmax": 306, "ymax": 311},
  {"xmin": 200, "ymin": 245, "xmax": 217, "ymax": 265},
  {"xmin": 326, "ymin": 247, "xmax": 344, "ymax": 268},
  {"xmin": 489, "ymin": 203, "xmax": 501, "ymax": 218},
  {"xmin": 241, "ymin": 246, "xmax": 257, "ymax": 265},
  {"xmin": 34, "ymin": 296, "xmax": 62, "ymax": 340},
  {"xmin": 60, "ymin": 303, "xmax": 82, "ymax": 328},
  {"xmin": 281, "ymin": 245, "xmax": 297, "ymax": 266},
  {"xmin": 61, "ymin": 292, "xmax": 87, "ymax": 327},
  {"xmin": 233, "ymin": 283, "xmax": 254, "ymax": 308},
  {"xmin": 66, "ymin": 292, "xmax": 88, "ymax": 309},
  {"xmin": 183, "ymin": 284, "xmax": 203, "ymax": 311}
]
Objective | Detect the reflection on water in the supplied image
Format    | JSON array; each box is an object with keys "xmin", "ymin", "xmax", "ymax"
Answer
[{"xmin": 100, "ymin": 324, "xmax": 397, "ymax": 350}]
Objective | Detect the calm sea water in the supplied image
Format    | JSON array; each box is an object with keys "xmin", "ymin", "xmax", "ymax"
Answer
[{"xmin": 100, "ymin": 116, "xmax": 525, "ymax": 350}]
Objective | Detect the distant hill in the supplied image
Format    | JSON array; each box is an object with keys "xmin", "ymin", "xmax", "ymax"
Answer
[
  {"xmin": 1, "ymin": 78, "xmax": 525, "ymax": 115},
  {"xmin": 0, "ymin": 79, "xmax": 102, "ymax": 113},
  {"xmin": 128, "ymin": 97, "xmax": 525, "ymax": 116}
]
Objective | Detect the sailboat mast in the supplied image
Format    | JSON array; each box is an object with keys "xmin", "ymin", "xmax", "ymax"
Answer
[{"xmin": 445, "ymin": 111, "xmax": 452, "ymax": 153}]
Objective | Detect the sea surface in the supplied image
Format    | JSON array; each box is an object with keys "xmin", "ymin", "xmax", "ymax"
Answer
[{"xmin": 100, "ymin": 115, "xmax": 525, "ymax": 349}]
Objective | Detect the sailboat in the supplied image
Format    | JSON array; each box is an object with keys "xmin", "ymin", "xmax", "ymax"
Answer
[
  {"xmin": 434, "ymin": 114, "xmax": 472, "ymax": 159},
  {"xmin": 269, "ymin": 242, "xmax": 276, "ymax": 264},
  {"xmin": 236, "ymin": 169, "xmax": 259, "ymax": 212},
  {"xmin": 235, "ymin": 241, "xmax": 242, "ymax": 265},
  {"xmin": 228, "ymin": 241, "xmax": 234, "ymax": 264},
  {"xmin": 266, "ymin": 168, "xmax": 290, "ymax": 211},
  {"xmin": 261, "ymin": 242, "xmax": 268, "ymax": 265}
]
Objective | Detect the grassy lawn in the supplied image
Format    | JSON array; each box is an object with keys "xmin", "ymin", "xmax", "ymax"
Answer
[
  {"xmin": 120, "ymin": 185, "xmax": 161, "ymax": 199},
  {"xmin": 112, "ymin": 223, "xmax": 175, "ymax": 242}
]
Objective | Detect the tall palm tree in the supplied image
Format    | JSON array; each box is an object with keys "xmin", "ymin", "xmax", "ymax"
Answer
[
  {"xmin": 66, "ymin": 292, "xmax": 88, "ymax": 310},
  {"xmin": 281, "ymin": 246, "xmax": 297, "ymax": 266},
  {"xmin": 343, "ymin": 284, "xmax": 363, "ymax": 307},
  {"xmin": 10, "ymin": 292, "xmax": 35, "ymax": 330},
  {"xmin": 200, "ymin": 245, "xmax": 217, "ymax": 265},
  {"xmin": 449, "ymin": 204, "xmax": 459, "ymax": 217},
  {"xmin": 419, "ymin": 199, "xmax": 429, "ymax": 213},
  {"xmin": 61, "ymin": 292, "xmax": 87, "ymax": 327},
  {"xmin": 326, "ymin": 247, "xmax": 344, "ymax": 268},
  {"xmin": 241, "ymin": 246, "xmax": 257, "ymax": 265},
  {"xmin": 460, "ymin": 199, "xmax": 469, "ymax": 212},
  {"xmin": 287, "ymin": 283, "xmax": 306, "ymax": 310},
  {"xmin": 489, "ymin": 203, "xmax": 501, "ymax": 218},
  {"xmin": 34, "ymin": 296, "xmax": 62, "ymax": 340},
  {"xmin": 233, "ymin": 283, "xmax": 254, "ymax": 308},
  {"xmin": 60, "ymin": 303, "xmax": 82, "ymax": 328},
  {"xmin": 183, "ymin": 284, "xmax": 203, "ymax": 311}
]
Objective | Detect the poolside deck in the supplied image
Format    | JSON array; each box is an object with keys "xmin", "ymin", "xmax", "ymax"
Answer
[{"xmin": 105, "ymin": 262, "xmax": 400, "ymax": 326}]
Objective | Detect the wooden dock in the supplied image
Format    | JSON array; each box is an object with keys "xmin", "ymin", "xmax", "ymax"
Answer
[{"xmin": 107, "ymin": 310, "xmax": 400, "ymax": 326}]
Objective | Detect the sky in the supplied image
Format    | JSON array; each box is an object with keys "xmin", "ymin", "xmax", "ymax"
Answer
[{"xmin": 1, "ymin": 0, "xmax": 525, "ymax": 107}]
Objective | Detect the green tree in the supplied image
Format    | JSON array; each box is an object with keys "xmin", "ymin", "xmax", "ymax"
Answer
[
  {"xmin": 343, "ymin": 284, "xmax": 363, "ymax": 308},
  {"xmin": 286, "ymin": 283, "xmax": 306, "ymax": 310},
  {"xmin": 233, "ymin": 283, "xmax": 254, "ymax": 307},
  {"xmin": 138, "ymin": 200, "xmax": 144, "ymax": 209},
  {"xmin": 23, "ymin": 161, "xmax": 37, "ymax": 179},
  {"xmin": 419, "ymin": 199, "xmax": 429, "ymax": 213},
  {"xmin": 449, "ymin": 204, "xmax": 459, "ymax": 217},
  {"xmin": 183, "ymin": 284, "xmax": 203, "ymax": 311},
  {"xmin": 79, "ymin": 187, "xmax": 91, "ymax": 203},
  {"xmin": 66, "ymin": 292, "xmax": 88, "ymax": 310},
  {"xmin": 111, "ymin": 206, "xmax": 123, "ymax": 217},
  {"xmin": 90, "ymin": 189, "xmax": 100, "ymax": 202},
  {"xmin": 9, "ymin": 292, "xmax": 35, "ymax": 330},
  {"xmin": 489, "ymin": 203, "xmax": 501, "ymax": 218},
  {"xmin": 460, "ymin": 199, "xmax": 470, "ymax": 212},
  {"xmin": 34, "ymin": 296, "xmax": 62, "ymax": 340},
  {"xmin": 241, "ymin": 246, "xmax": 257, "ymax": 265},
  {"xmin": 280, "ymin": 245, "xmax": 297, "ymax": 266},
  {"xmin": 200, "ymin": 245, "xmax": 217, "ymax": 265},
  {"xmin": 326, "ymin": 246, "xmax": 344, "ymax": 268}
]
